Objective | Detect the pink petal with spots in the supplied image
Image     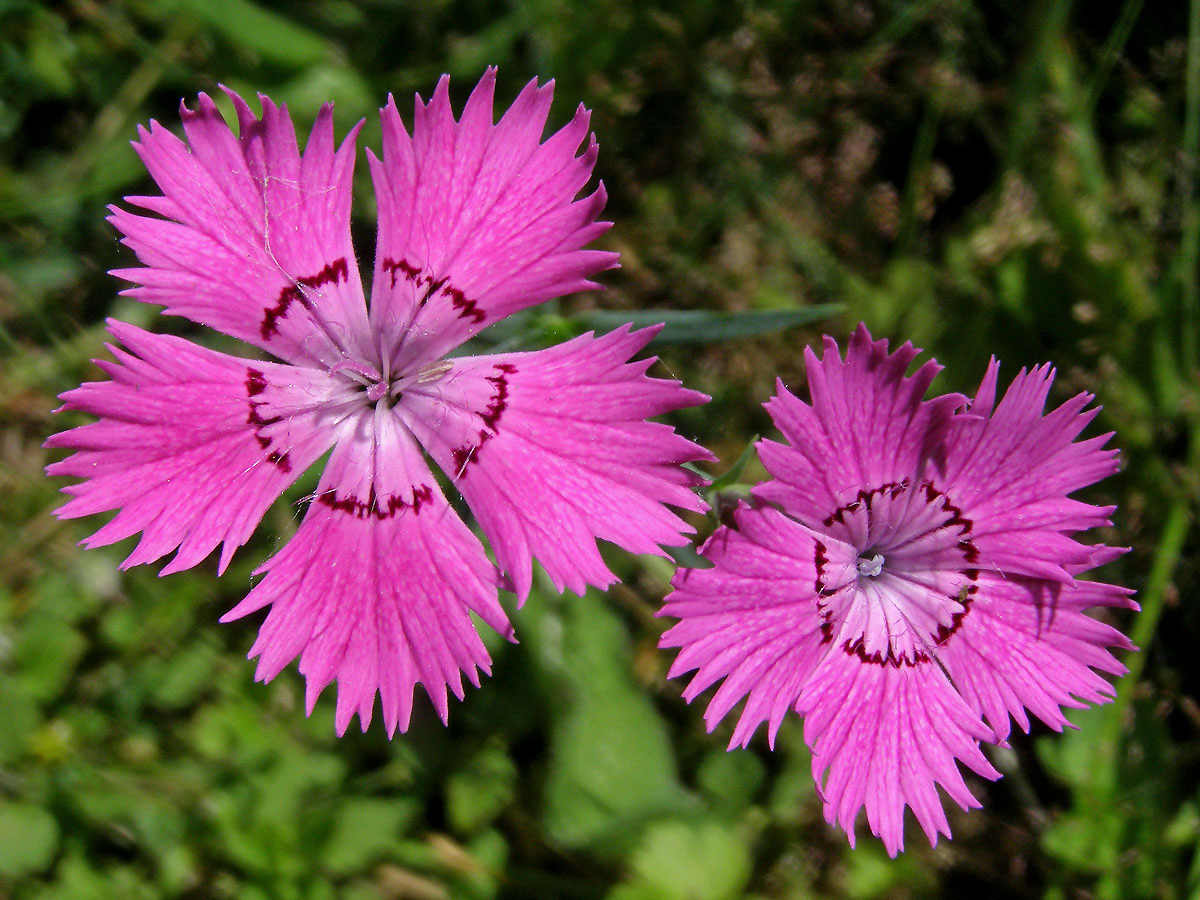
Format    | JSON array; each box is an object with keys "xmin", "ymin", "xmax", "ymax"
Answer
[
  {"xmin": 222, "ymin": 405, "xmax": 509, "ymax": 736},
  {"xmin": 109, "ymin": 89, "xmax": 373, "ymax": 367},
  {"xmin": 398, "ymin": 325, "xmax": 712, "ymax": 598},
  {"xmin": 45, "ymin": 321, "xmax": 340, "ymax": 574},
  {"xmin": 368, "ymin": 68, "xmax": 619, "ymax": 368}
]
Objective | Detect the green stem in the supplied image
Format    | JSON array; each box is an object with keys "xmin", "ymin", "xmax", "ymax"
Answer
[
  {"xmin": 1128, "ymin": 496, "xmax": 1189, "ymax": 682},
  {"xmin": 1179, "ymin": 0, "xmax": 1200, "ymax": 370},
  {"xmin": 1097, "ymin": 427, "xmax": 1198, "ymax": 771},
  {"xmin": 894, "ymin": 95, "xmax": 941, "ymax": 257},
  {"xmin": 1084, "ymin": 0, "xmax": 1145, "ymax": 117},
  {"xmin": 1004, "ymin": 0, "xmax": 1073, "ymax": 172}
]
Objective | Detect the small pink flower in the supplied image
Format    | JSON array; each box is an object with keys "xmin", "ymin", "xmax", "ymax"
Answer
[
  {"xmin": 659, "ymin": 323, "xmax": 1134, "ymax": 855},
  {"xmin": 47, "ymin": 70, "xmax": 711, "ymax": 735}
]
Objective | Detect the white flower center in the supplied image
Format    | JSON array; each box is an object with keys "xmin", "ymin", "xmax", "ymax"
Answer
[
  {"xmin": 856, "ymin": 553, "xmax": 885, "ymax": 578},
  {"xmin": 327, "ymin": 354, "xmax": 454, "ymax": 409}
]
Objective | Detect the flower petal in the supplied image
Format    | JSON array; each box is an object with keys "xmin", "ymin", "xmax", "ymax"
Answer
[
  {"xmin": 397, "ymin": 325, "xmax": 711, "ymax": 599},
  {"xmin": 368, "ymin": 68, "xmax": 619, "ymax": 367},
  {"xmin": 222, "ymin": 404, "xmax": 509, "ymax": 736},
  {"xmin": 45, "ymin": 321, "xmax": 340, "ymax": 574},
  {"xmin": 797, "ymin": 652, "xmax": 998, "ymax": 856},
  {"xmin": 108, "ymin": 89, "xmax": 373, "ymax": 367},
  {"xmin": 941, "ymin": 360, "xmax": 1119, "ymax": 532},
  {"xmin": 659, "ymin": 503, "xmax": 833, "ymax": 749},
  {"xmin": 941, "ymin": 571, "xmax": 1137, "ymax": 740},
  {"xmin": 754, "ymin": 323, "xmax": 965, "ymax": 527}
]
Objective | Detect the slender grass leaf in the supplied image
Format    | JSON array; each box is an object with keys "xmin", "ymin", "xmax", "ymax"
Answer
[
  {"xmin": 572, "ymin": 305, "xmax": 842, "ymax": 346},
  {"xmin": 167, "ymin": 0, "xmax": 331, "ymax": 67}
]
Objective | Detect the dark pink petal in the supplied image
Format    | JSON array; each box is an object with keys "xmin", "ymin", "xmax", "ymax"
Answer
[
  {"xmin": 659, "ymin": 323, "xmax": 1133, "ymax": 855},
  {"xmin": 222, "ymin": 405, "xmax": 509, "ymax": 735},
  {"xmin": 398, "ymin": 325, "xmax": 711, "ymax": 598},
  {"xmin": 941, "ymin": 572, "xmax": 1137, "ymax": 740},
  {"xmin": 754, "ymin": 323, "xmax": 965, "ymax": 528},
  {"xmin": 798, "ymin": 653, "xmax": 998, "ymax": 857},
  {"xmin": 45, "ymin": 321, "xmax": 340, "ymax": 574},
  {"xmin": 659, "ymin": 504, "xmax": 831, "ymax": 749},
  {"xmin": 368, "ymin": 68, "xmax": 619, "ymax": 368},
  {"xmin": 109, "ymin": 90, "xmax": 373, "ymax": 367},
  {"xmin": 941, "ymin": 360, "xmax": 1119, "ymax": 533}
]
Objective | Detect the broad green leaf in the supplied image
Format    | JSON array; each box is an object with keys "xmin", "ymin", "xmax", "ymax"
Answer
[
  {"xmin": 0, "ymin": 801, "xmax": 60, "ymax": 879},
  {"xmin": 323, "ymin": 797, "xmax": 418, "ymax": 876},
  {"xmin": 618, "ymin": 818, "xmax": 753, "ymax": 900},
  {"xmin": 541, "ymin": 592, "xmax": 694, "ymax": 849},
  {"xmin": 13, "ymin": 614, "xmax": 86, "ymax": 702},
  {"xmin": 696, "ymin": 750, "xmax": 766, "ymax": 815},
  {"xmin": 446, "ymin": 740, "xmax": 517, "ymax": 835}
]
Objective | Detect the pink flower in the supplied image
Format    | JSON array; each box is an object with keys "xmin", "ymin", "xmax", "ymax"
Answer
[
  {"xmin": 47, "ymin": 70, "xmax": 711, "ymax": 735},
  {"xmin": 659, "ymin": 323, "xmax": 1134, "ymax": 855}
]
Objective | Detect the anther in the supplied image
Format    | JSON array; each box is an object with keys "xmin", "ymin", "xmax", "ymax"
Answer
[{"xmin": 417, "ymin": 361, "xmax": 454, "ymax": 383}]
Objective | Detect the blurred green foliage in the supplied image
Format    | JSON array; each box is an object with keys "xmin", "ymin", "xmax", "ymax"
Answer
[{"xmin": 1, "ymin": 0, "xmax": 1197, "ymax": 897}]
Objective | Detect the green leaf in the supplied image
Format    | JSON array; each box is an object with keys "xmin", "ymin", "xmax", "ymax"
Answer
[
  {"xmin": 446, "ymin": 740, "xmax": 518, "ymax": 835},
  {"xmin": 148, "ymin": 640, "xmax": 218, "ymax": 710},
  {"xmin": 322, "ymin": 797, "xmax": 417, "ymax": 876},
  {"xmin": 13, "ymin": 614, "xmax": 86, "ymax": 702},
  {"xmin": 696, "ymin": 750, "xmax": 766, "ymax": 815},
  {"xmin": 0, "ymin": 801, "xmax": 60, "ymax": 879},
  {"xmin": 571, "ymin": 305, "xmax": 843, "ymax": 346},
  {"xmin": 663, "ymin": 542, "xmax": 715, "ymax": 569},
  {"xmin": 166, "ymin": 0, "xmax": 331, "ymax": 67},
  {"xmin": 0, "ymin": 690, "xmax": 41, "ymax": 762},
  {"xmin": 704, "ymin": 437, "xmax": 760, "ymax": 494},
  {"xmin": 618, "ymin": 818, "xmax": 753, "ymax": 900},
  {"xmin": 841, "ymin": 842, "xmax": 933, "ymax": 900},
  {"xmin": 542, "ymin": 593, "xmax": 694, "ymax": 849}
]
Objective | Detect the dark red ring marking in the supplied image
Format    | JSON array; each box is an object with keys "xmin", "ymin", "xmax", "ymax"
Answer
[{"xmin": 812, "ymin": 479, "xmax": 978, "ymax": 666}]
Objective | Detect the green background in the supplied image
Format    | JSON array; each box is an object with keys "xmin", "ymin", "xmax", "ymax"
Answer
[{"xmin": 0, "ymin": 0, "xmax": 1195, "ymax": 897}]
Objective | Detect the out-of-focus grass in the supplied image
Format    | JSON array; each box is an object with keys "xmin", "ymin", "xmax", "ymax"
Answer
[{"xmin": 1, "ymin": 1, "xmax": 1196, "ymax": 898}]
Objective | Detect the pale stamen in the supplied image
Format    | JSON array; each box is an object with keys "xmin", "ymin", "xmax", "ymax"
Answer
[
  {"xmin": 417, "ymin": 360, "xmax": 454, "ymax": 383},
  {"xmin": 856, "ymin": 553, "xmax": 885, "ymax": 578}
]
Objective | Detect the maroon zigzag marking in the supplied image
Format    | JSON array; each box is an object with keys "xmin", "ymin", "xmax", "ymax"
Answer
[
  {"xmin": 813, "ymin": 477, "xmax": 980, "ymax": 667},
  {"xmin": 447, "ymin": 284, "xmax": 485, "ymax": 323},
  {"xmin": 244, "ymin": 368, "xmax": 290, "ymax": 472},
  {"xmin": 822, "ymin": 479, "xmax": 909, "ymax": 528},
  {"xmin": 380, "ymin": 258, "xmax": 485, "ymax": 322},
  {"xmin": 260, "ymin": 258, "xmax": 349, "ymax": 339},
  {"xmin": 840, "ymin": 578, "xmax": 977, "ymax": 668},
  {"xmin": 381, "ymin": 257, "xmax": 421, "ymax": 288},
  {"xmin": 451, "ymin": 363, "xmax": 516, "ymax": 474},
  {"xmin": 317, "ymin": 484, "xmax": 433, "ymax": 519}
]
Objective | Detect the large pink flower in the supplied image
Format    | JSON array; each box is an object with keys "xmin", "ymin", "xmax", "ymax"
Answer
[
  {"xmin": 659, "ymin": 323, "xmax": 1134, "ymax": 855},
  {"xmin": 47, "ymin": 70, "xmax": 711, "ymax": 735}
]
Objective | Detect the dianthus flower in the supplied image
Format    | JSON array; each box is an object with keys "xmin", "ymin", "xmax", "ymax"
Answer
[
  {"xmin": 659, "ymin": 323, "xmax": 1134, "ymax": 855},
  {"xmin": 47, "ymin": 70, "xmax": 710, "ymax": 735}
]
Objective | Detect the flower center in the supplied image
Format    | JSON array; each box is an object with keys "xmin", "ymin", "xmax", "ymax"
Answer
[
  {"xmin": 328, "ymin": 357, "xmax": 453, "ymax": 409},
  {"xmin": 855, "ymin": 553, "xmax": 885, "ymax": 578},
  {"xmin": 814, "ymin": 479, "xmax": 977, "ymax": 667}
]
